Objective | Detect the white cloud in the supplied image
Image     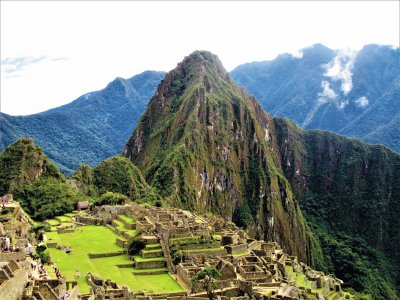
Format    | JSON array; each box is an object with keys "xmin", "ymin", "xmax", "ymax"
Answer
[
  {"xmin": 355, "ymin": 96, "xmax": 369, "ymax": 108},
  {"xmin": 289, "ymin": 49, "xmax": 304, "ymax": 59},
  {"xmin": 338, "ymin": 100, "xmax": 349, "ymax": 110},
  {"xmin": 323, "ymin": 48, "xmax": 357, "ymax": 95},
  {"xmin": 318, "ymin": 80, "xmax": 338, "ymax": 101}
]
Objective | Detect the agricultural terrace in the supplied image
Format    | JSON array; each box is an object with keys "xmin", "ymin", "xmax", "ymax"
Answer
[{"xmin": 44, "ymin": 214, "xmax": 183, "ymax": 294}]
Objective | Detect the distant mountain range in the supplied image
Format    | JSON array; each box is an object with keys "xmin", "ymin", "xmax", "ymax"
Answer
[
  {"xmin": 0, "ymin": 71, "xmax": 165, "ymax": 174},
  {"xmin": 231, "ymin": 44, "xmax": 400, "ymax": 152},
  {"xmin": 0, "ymin": 44, "xmax": 398, "ymax": 174}
]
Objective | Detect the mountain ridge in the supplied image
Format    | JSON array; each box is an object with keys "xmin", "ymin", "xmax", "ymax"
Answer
[
  {"xmin": 124, "ymin": 51, "xmax": 400, "ymax": 298},
  {"xmin": 231, "ymin": 43, "xmax": 400, "ymax": 153},
  {"xmin": 0, "ymin": 70, "xmax": 165, "ymax": 174}
]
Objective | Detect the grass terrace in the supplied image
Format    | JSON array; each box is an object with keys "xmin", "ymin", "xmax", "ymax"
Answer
[
  {"xmin": 118, "ymin": 214, "xmax": 135, "ymax": 224},
  {"xmin": 45, "ymin": 224, "xmax": 183, "ymax": 294}
]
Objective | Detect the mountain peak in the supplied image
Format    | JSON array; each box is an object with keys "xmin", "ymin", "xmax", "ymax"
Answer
[
  {"xmin": 173, "ymin": 50, "xmax": 228, "ymax": 79},
  {"xmin": 124, "ymin": 51, "xmax": 309, "ymax": 261}
]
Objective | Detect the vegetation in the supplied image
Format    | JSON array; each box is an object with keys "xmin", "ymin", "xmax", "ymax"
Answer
[
  {"xmin": 16, "ymin": 177, "xmax": 78, "ymax": 220},
  {"xmin": 0, "ymin": 71, "xmax": 165, "ymax": 174},
  {"xmin": 36, "ymin": 244, "xmax": 51, "ymax": 264},
  {"xmin": 309, "ymin": 220, "xmax": 399, "ymax": 300},
  {"xmin": 94, "ymin": 192, "xmax": 129, "ymax": 206},
  {"xmin": 94, "ymin": 156, "xmax": 161, "ymax": 203},
  {"xmin": 191, "ymin": 267, "xmax": 221, "ymax": 300},
  {"xmin": 274, "ymin": 118, "xmax": 400, "ymax": 299},
  {"xmin": 125, "ymin": 50, "xmax": 309, "ymax": 261},
  {"xmin": 127, "ymin": 236, "xmax": 146, "ymax": 255},
  {"xmin": 0, "ymin": 138, "xmax": 63, "ymax": 195}
]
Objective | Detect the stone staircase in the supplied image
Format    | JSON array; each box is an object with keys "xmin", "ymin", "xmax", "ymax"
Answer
[{"xmin": 158, "ymin": 235, "xmax": 175, "ymax": 273}]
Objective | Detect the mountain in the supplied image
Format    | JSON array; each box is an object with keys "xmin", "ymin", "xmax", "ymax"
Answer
[
  {"xmin": 0, "ymin": 70, "xmax": 165, "ymax": 174},
  {"xmin": 0, "ymin": 137, "xmax": 63, "ymax": 195},
  {"xmin": 125, "ymin": 51, "xmax": 400, "ymax": 298},
  {"xmin": 274, "ymin": 119, "xmax": 400, "ymax": 298},
  {"xmin": 231, "ymin": 44, "xmax": 400, "ymax": 153},
  {"xmin": 0, "ymin": 138, "xmax": 160, "ymax": 220},
  {"xmin": 124, "ymin": 51, "xmax": 311, "ymax": 262}
]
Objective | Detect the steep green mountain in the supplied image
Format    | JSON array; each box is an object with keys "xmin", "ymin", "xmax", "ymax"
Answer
[
  {"xmin": 0, "ymin": 71, "xmax": 165, "ymax": 174},
  {"xmin": 0, "ymin": 137, "xmax": 63, "ymax": 195},
  {"xmin": 274, "ymin": 118, "xmax": 400, "ymax": 299},
  {"xmin": 231, "ymin": 44, "xmax": 400, "ymax": 153},
  {"xmin": 93, "ymin": 156, "xmax": 161, "ymax": 204},
  {"xmin": 0, "ymin": 138, "xmax": 76, "ymax": 220},
  {"xmin": 0, "ymin": 138, "xmax": 160, "ymax": 220},
  {"xmin": 125, "ymin": 51, "xmax": 400, "ymax": 298},
  {"xmin": 125, "ymin": 51, "xmax": 311, "ymax": 262}
]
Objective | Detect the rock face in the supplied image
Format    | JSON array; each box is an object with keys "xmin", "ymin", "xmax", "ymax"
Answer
[
  {"xmin": 125, "ymin": 51, "xmax": 309, "ymax": 261},
  {"xmin": 0, "ymin": 138, "xmax": 63, "ymax": 194}
]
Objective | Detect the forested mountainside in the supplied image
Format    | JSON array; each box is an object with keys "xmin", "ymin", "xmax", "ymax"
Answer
[
  {"xmin": 125, "ymin": 51, "xmax": 400, "ymax": 299},
  {"xmin": 0, "ymin": 71, "xmax": 165, "ymax": 174},
  {"xmin": 0, "ymin": 138, "xmax": 159, "ymax": 220}
]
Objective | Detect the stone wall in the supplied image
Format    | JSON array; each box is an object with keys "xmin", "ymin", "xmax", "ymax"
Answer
[
  {"xmin": 0, "ymin": 251, "xmax": 26, "ymax": 261},
  {"xmin": 183, "ymin": 248, "xmax": 227, "ymax": 259},
  {"xmin": 135, "ymin": 259, "xmax": 166, "ymax": 269},
  {"xmin": 75, "ymin": 214, "xmax": 105, "ymax": 225},
  {"xmin": 226, "ymin": 243, "xmax": 247, "ymax": 254},
  {"xmin": 0, "ymin": 266, "xmax": 28, "ymax": 300},
  {"xmin": 87, "ymin": 251, "xmax": 124, "ymax": 258}
]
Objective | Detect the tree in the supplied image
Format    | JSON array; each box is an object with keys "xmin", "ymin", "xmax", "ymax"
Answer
[
  {"xmin": 191, "ymin": 267, "xmax": 221, "ymax": 300},
  {"xmin": 127, "ymin": 236, "xmax": 146, "ymax": 255}
]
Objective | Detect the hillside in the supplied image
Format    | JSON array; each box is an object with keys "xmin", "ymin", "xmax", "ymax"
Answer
[
  {"xmin": 0, "ymin": 71, "xmax": 165, "ymax": 174},
  {"xmin": 274, "ymin": 118, "xmax": 400, "ymax": 298},
  {"xmin": 0, "ymin": 138, "xmax": 159, "ymax": 220},
  {"xmin": 231, "ymin": 44, "xmax": 400, "ymax": 153},
  {"xmin": 125, "ymin": 51, "xmax": 310, "ymax": 262},
  {"xmin": 0, "ymin": 137, "xmax": 63, "ymax": 195},
  {"xmin": 125, "ymin": 51, "xmax": 400, "ymax": 299}
]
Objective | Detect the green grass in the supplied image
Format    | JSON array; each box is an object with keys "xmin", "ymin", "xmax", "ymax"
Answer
[
  {"xmin": 46, "ymin": 225, "xmax": 183, "ymax": 294},
  {"xmin": 169, "ymin": 235, "xmax": 202, "ymax": 242},
  {"xmin": 146, "ymin": 243, "xmax": 161, "ymax": 249},
  {"xmin": 119, "ymin": 214, "xmax": 135, "ymax": 224},
  {"xmin": 56, "ymin": 215, "xmax": 72, "ymax": 222},
  {"xmin": 212, "ymin": 234, "xmax": 222, "ymax": 241},
  {"xmin": 113, "ymin": 219, "xmax": 125, "ymax": 228},
  {"xmin": 46, "ymin": 219, "xmax": 61, "ymax": 226},
  {"xmin": 124, "ymin": 229, "xmax": 137, "ymax": 238},
  {"xmin": 142, "ymin": 249, "xmax": 163, "ymax": 254},
  {"xmin": 232, "ymin": 249, "xmax": 250, "ymax": 257}
]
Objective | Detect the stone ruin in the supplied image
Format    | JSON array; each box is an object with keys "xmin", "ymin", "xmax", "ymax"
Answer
[{"xmin": 0, "ymin": 198, "xmax": 354, "ymax": 300}]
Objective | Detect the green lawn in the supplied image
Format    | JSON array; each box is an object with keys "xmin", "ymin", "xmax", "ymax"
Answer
[
  {"xmin": 46, "ymin": 225, "xmax": 183, "ymax": 294},
  {"xmin": 146, "ymin": 243, "xmax": 161, "ymax": 249},
  {"xmin": 119, "ymin": 214, "xmax": 136, "ymax": 224},
  {"xmin": 232, "ymin": 249, "xmax": 250, "ymax": 257},
  {"xmin": 56, "ymin": 215, "xmax": 73, "ymax": 222},
  {"xmin": 46, "ymin": 219, "xmax": 61, "ymax": 226}
]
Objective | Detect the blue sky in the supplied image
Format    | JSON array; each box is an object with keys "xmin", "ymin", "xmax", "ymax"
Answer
[{"xmin": 1, "ymin": 1, "xmax": 399, "ymax": 115}]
